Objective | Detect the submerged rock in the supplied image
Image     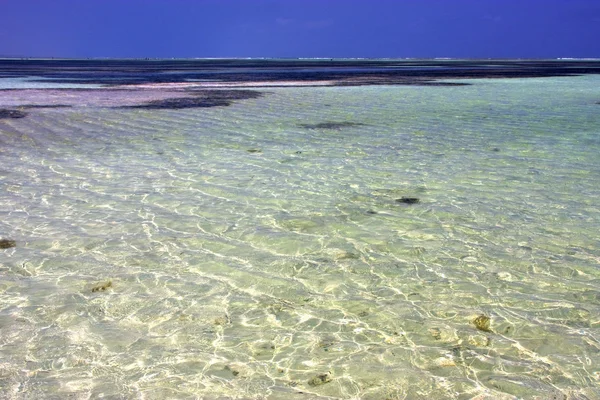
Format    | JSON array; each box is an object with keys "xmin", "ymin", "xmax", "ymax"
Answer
[
  {"xmin": 0, "ymin": 109, "xmax": 27, "ymax": 119},
  {"xmin": 396, "ymin": 197, "xmax": 420, "ymax": 204},
  {"xmin": 0, "ymin": 239, "xmax": 16, "ymax": 249},
  {"xmin": 91, "ymin": 281, "xmax": 112, "ymax": 293},
  {"xmin": 307, "ymin": 372, "xmax": 332, "ymax": 386},
  {"xmin": 473, "ymin": 314, "xmax": 492, "ymax": 332}
]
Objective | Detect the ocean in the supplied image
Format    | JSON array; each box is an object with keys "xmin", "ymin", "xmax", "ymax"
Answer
[{"xmin": 1, "ymin": 59, "xmax": 599, "ymax": 399}]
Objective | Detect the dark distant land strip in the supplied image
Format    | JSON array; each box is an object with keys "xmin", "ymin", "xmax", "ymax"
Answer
[
  {"xmin": 2, "ymin": 59, "xmax": 600, "ymax": 111},
  {"xmin": 1, "ymin": 59, "xmax": 600, "ymax": 87}
]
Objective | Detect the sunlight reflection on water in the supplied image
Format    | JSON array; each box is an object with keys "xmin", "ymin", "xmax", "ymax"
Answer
[{"xmin": 1, "ymin": 76, "xmax": 599, "ymax": 399}]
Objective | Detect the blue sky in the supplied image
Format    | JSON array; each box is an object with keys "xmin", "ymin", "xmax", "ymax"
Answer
[{"xmin": 1, "ymin": 0, "xmax": 599, "ymax": 58}]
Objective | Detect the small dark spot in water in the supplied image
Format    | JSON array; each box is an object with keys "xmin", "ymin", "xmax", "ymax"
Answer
[
  {"xmin": 396, "ymin": 197, "xmax": 420, "ymax": 204},
  {"xmin": 295, "ymin": 151, "xmax": 302, "ymax": 154},
  {"xmin": 366, "ymin": 210, "xmax": 378, "ymax": 215},
  {"xmin": 0, "ymin": 109, "xmax": 27, "ymax": 119},
  {"xmin": 247, "ymin": 149, "xmax": 262, "ymax": 153},
  {"xmin": 299, "ymin": 121, "xmax": 365, "ymax": 130},
  {"xmin": 451, "ymin": 345, "xmax": 464, "ymax": 358},
  {"xmin": 492, "ymin": 147, "xmax": 501, "ymax": 152},
  {"xmin": 224, "ymin": 365, "xmax": 240, "ymax": 377},
  {"xmin": 430, "ymin": 328, "xmax": 442, "ymax": 340},
  {"xmin": 0, "ymin": 239, "xmax": 16, "ymax": 249},
  {"xmin": 318, "ymin": 338, "xmax": 336, "ymax": 350},
  {"xmin": 308, "ymin": 372, "xmax": 332, "ymax": 386},
  {"xmin": 214, "ymin": 314, "xmax": 230, "ymax": 325}
]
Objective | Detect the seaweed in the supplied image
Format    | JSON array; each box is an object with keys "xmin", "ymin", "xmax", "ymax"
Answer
[
  {"xmin": 396, "ymin": 197, "xmax": 420, "ymax": 204},
  {"xmin": 299, "ymin": 121, "xmax": 365, "ymax": 130},
  {"xmin": 307, "ymin": 372, "xmax": 332, "ymax": 386},
  {"xmin": 0, "ymin": 239, "xmax": 16, "ymax": 249},
  {"xmin": 0, "ymin": 109, "xmax": 27, "ymax": 119},
  {"xmin": 91, "ymin": 281, "xmax": 112, "ymax": 293},
  {"xmin": 473, "ymin": 314, "xmax": 492, "ymax": 332}
]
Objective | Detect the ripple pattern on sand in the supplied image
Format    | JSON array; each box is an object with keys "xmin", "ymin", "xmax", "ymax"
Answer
[{"xmin": 1, "ymin": 76, "xmax": 600, "ymax": 399}]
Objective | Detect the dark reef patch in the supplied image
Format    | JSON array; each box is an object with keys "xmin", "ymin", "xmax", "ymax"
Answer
[
  {"xmin": 0, "ymin": 239, "xmax": 17, "ymax": 249},
  {"xmin": 17, "ymin": 104, "xmax": 73, "ymax": 108},
  {"xmin": 396, "ymin": 197, "xmax": 420, "ymax": 204},
  {"xmin": 121, "ymin": 89, "xmax": 263, "ymax": 110},
  {"xmin": 299, "ymin": 121, "xmax": 366, "ymax": 130},
  {"xmin": 0, "ymin": 109, "xmax": 27, "ymax": 119},
  {"xmin": 124, "ymin": 97, "xmax": 230, "ymax": 109}
]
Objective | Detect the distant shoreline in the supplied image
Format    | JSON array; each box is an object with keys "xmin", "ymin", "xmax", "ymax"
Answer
[{"xmin": 1, "ymin": 59, "xmax": 600, "ymax": 89}]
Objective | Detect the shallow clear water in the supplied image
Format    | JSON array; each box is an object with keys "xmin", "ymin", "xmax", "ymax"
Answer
[{"xmin": 1, "ymin": 76, "xmax": 600, "ymax": 399}]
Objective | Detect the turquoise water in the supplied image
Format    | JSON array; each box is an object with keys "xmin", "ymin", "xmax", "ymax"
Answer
[{"xmin": 1, "ymin": 76, "xmax": 600, "ymax": 399}]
